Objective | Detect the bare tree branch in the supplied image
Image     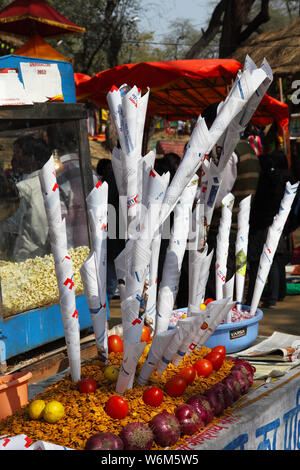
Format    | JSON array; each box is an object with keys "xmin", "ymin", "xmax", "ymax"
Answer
[{"xmin": 184, "ymin": 0, "xmax": 227, "ymax": 59}]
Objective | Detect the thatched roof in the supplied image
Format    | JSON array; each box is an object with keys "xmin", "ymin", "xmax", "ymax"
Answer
[{"xmin": 233, "ymin": 18, "xmax": 300, "ymax": 76}]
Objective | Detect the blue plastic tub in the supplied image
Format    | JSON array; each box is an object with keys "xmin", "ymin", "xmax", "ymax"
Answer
[{"xmin": 169, "ymin": 306, "xmax": 263, "ymax": 354}]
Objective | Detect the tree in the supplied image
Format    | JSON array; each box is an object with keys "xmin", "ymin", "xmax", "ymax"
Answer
[
  {"xmin": 48, "ymin": 0, "xmax": 142, "ymax": 74},
  {"xmin": 185, "ymin": 0, "xmax": 271, "ymax": 59}
]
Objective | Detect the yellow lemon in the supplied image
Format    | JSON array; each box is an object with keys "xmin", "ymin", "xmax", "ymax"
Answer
[
  {"xmin": 28, "ymin": 399, "xmax": 46, "ymax": 420},
  {"xmin": 104, "ymin": 365, "xmax": 119, "ymax": 382},
  {"xmin": 43, "ymin": 400, "xmax": 64, "ymax": 424},
  {"xmin": 200, "ymin": 304, "xmax": 206, "ymax": 310}
]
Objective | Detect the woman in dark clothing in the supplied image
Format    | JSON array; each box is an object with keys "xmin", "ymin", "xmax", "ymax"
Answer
[{"xmin": 246, "ymin": 150, "xmax": 292, "ymax": 309}]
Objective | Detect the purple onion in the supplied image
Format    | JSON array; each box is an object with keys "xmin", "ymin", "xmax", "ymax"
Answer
[
  {"xmin": 223, "ymin": 375, "xmax": 241, "ymax": 400},
  {"xmin": 230, "ymin": 369, "xmax": 250, "ymax": 394},
  {"xmin": 85, "ymin": 432, "xmax": 124, "ymax": 450},
  {"xmin": 175, "ymin": 404, "xmax": 203, "ymax": 435},
  {"xmin": 120, "ymin": 422, "xmax": 153, "ymax": 450},
  {"xmin": 212, "ymin": 382, "xmax": 234, "ymax": 408},
  {"xmin": 204, "ymin": 387, "xmax": 225, "ymax": 416},
  {"xmin": 149, "ymin": 411, "xmax": 181, "ymax": 447},
  {"xmin": 186, "ymin": 394, "xmax": 214, "ymax": 426}
]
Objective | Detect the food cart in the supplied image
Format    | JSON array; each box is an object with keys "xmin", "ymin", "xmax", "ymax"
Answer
[{"xmin": 0, "ymin": 102, "xmax": 95, "ymax": 368}]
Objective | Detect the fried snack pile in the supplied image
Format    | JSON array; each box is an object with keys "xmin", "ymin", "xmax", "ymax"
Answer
[{"xmin": 0, "ymin": 346, "xmax": 235, "ymax": 450}]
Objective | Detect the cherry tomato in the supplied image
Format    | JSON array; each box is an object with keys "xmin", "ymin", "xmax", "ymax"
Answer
[
  {"xmin": 204, "ymin": 298, "xmax": 214, "ymax": 305},
  {"xmin": 78, "ymin": 377, "xmax": 98, "ymax": 394},
  {"xmin": 204, "ymin": 351, "xmax": 224, "ymax": 371},
  {"xmin": 143, "ymin": 386, "xmax": 164, "ymax": 407},
  {"xmin": 105, "ymin": 395, "xmax": 129, "ymax": 419},
  {"xmin": 108, "ymin": 335, "xmax": 123, "ymax": 353},
  {"xmin": 194, "ymin": 359, "xmax": 213, "ymax": 377},
  {"xmin": 212, "ymin": 345, "xmax": 226, "ymax": 359},
  {"xmin": 141, "ymin": 325, "xmax": 151, "ymax": 343},
  {"xmin": 164, "ymin": 375, "xmax": 187, "ymax": 397},
  {"xmin": 177, "ymin": 366, "xmax": 196, "ymax": 385}
]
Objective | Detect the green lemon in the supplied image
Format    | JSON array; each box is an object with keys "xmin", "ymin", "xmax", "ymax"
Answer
[
  {"xmin": 28, "ymin": 399, "xmax": 46, "ymax": 420},
  {"xmin": 43, "ymin": 400, "xmax": 65, "ymax": 424}
]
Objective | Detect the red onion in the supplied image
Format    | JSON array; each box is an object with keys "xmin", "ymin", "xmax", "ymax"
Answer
[
  {"xmin": 175, "ymin": 404, "xmax": 203, "ymax": 435},
  {"xmin": 120, "ymin": 422, "xmax": 153, "ymax": 450},
  {"xmin": 223, "ymin": 375, "xmax": 241, "ymax": 400},
  {"xmin": 233, "ymin": 359, "xmax": 256, "ymax": 375},
  {"xmin": 230, "ymin": 369, "xmax": 249, "ymax": 394},
  {"xmin": 204, "ymin": 387, "xmax": 225, "ymax": 416},
  {"xmin": 149, "ymin": 410, "xmax": 180, "ymax": 447},
  {"xmin": 231, "ymin": 364, "xmax": 254, "ymax": 387},
  {"xmin": 186, "ymin": 394, "xmax": 214, "ymax": 426},
  {"xmin": 85, "ymin": 432, "xmax": 124, "ymax": 450},
  {"xmin": 212, "ymin": 382, "xmax": 234, "ymax": 408}
]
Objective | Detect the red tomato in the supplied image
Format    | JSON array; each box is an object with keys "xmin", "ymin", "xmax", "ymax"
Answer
[
  {"xmin": 204, "ymin": 298, "xmax": 214, "ymax": 305},
  {"xmin": 204, "ymin": 351, "xmax": 224, "ymax": 371},
  {"xmin": 78, "ymin": 377, "xmax": 98, "ymax": 394},
  {"xmin": 143, "ymin": 386, "xmax": 164, "ymax": 407},
  {"xmin": 177, "ymin": 366, "xmax": 196, "ymax": 385},
  {"xmin": 108, "ymin": 335, "xmax": 123, "ymax": 353},
  {"xmin": 194, "ymin": 359, "xmax": 213, "ymax": 377},
  {"xmin": 164, "ymin": 375, "xmax": 187, "ymax": 397},
  {"xmin": 105, "ymin": 395, "xmax": 129, "ymax": 419},
  {"xmin": 212, "ymin": 345, "xmax": 226, "ymax": 359},
  {"xmin": 141, "ymin": 325, "xmax": 151, "ymax": 343}
]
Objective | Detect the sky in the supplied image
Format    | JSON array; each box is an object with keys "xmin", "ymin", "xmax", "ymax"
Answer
[{"xmin": 138, "ymin": 0, "xmax": 213, "ymax": 41}]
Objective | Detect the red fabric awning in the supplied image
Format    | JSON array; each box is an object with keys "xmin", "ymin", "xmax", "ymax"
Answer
[
  {"xmin": 0, "ymin": 0, "xmax": 85, "ymax": 38},
  {"xmin": 76, "ymin": 59, "xmax": 289, "ymax": 130}
]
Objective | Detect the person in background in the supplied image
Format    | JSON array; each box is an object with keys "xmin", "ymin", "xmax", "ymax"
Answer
[
  {"xmin": 244, "ymin": 124, "xmax": 263, "ymax": 156},
  {"xmin": 245, "ymin": 149, "xmax": 292, "ymax": 309},
  {"xmin": 177, "ymin": 120, "xmax": 184, "ymax": 137},
  {"xmin": 47, "ymin": 123, "xmax": 91, "ymax": 250},
  {"xmin": 0, "ymin": 136, "xmax": 52, "ymax": 261}
]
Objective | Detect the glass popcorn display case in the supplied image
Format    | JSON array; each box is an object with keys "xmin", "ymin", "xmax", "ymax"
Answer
[{"xmin": 0, "ymin": 103, "xmax": 95, "ymax": 364}]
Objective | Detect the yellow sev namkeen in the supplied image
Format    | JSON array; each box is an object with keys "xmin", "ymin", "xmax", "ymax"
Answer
[{"xmin": 0, "ymin": 345, "xmax": 235, "ymax": 450}]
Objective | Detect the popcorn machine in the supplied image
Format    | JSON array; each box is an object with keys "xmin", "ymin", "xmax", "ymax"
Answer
[{"xmin": 0, "ymin": 102, "xmax": 95, "ymax": 369}]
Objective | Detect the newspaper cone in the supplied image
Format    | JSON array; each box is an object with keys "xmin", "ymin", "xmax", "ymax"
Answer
[
  {"xmin": 215, "ymin": 193, "xmax": 235, "ymax": 300},
  {"xmin": 235, "ymin": 195, "xmax": 251, "ymax": 311},
  {"xmin": 197, "ymin": 300, "xmax": 235, "ymax": 347},
  {"xmin": 155, "ymin": 175, "xmax": 198, "ymax": 334},
  {"xmin": 137, "ymin": 329, "xmax": 176, "ymax": 385},
  {"xmin": 171, "ymin": 316, "xmax": 205, "ymax": 367},
  {"xmin": 250, "ymin": 181, "xmax": 299, "ymax": 316},
  {"xmin": 80, "ymin": 180, "xmax": 108, "ymax": 361},
  {"xmin": 39, "ymin": 156, "xmax": 81, "ymax": 382}
]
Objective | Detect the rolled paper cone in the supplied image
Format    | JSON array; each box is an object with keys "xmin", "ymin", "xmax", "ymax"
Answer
[
  {"xmin": 235, "ymin": 196, "xmax": 251, "ymax": 308},
  {"xmin": 185, "ymin": 302, "xmax": 217, "ymax": 356},
  {"xmin": 39, "ymin": 157, "xmax": 81, "ymax": 382},
  {"xmin": 106, "ymin": 85, "xmax": 127, "ymax": 151},
  {"xmin": 188, "ymin": 299, "xmax": 228, "ymax": 352},
  {"xmin": 137, "ymin": 329, "xmax": 176, "ymax": 386},
  {"xmin": 223, "ymin": 274, "xmax": 235, "ymax": 300},
  {"xmin": 250, "ymin": 181, "xmax": 299, "ymax": 316},
  {"xmin": 215, "ymin": 193, "xmax": 234, "ymax": 300},
  {"xmin": 155, "ymin": 176, "xmax": 197, "ymax": 333},
  {"xmin": 115, "ymin": 340, "xmax": 146, "ymax": 394},
  {"xmin": 80, "ymin": 252, "xmax": 108, "ymax": 362},
  {"xmin": 156, "ymin": 318, "xmax": 196, "ymax": 375},
  {"xmin": 172, "ymin": 316, "xmax": 204, "ymax": 367},
  {"xmin": 189, "ymin": 248, "xmax": 214, "ymax": 311},
  {"xmin": 197, "ymin": 300, "xmax": 235, "ymax": 348},
  {"xmin": 145, "ymin": 231, "xmax": 162, "ymax": 330},
  {"xmin": 156, "ymin": 287, "xmax": 175, "ymax": 333}
]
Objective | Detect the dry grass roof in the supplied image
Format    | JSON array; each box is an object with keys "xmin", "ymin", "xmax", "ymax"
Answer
[{"xmin": 233, "ymin": 18, "xmax": 300, "ymax": 76}]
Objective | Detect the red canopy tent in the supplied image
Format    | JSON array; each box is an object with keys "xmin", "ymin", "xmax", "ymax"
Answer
[
  {"xmin": 75, "ymin": 59, "xmax": 289, "ymax": 131},
  {"xmin": 0, "ymin": 0, "xmax": 85, "ymax": 39}
]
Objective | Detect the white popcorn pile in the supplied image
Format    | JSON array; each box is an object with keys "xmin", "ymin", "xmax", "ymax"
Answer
[{"xmin": 0, "ymin": 246, "xmax": 90, "ymax": 317}]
